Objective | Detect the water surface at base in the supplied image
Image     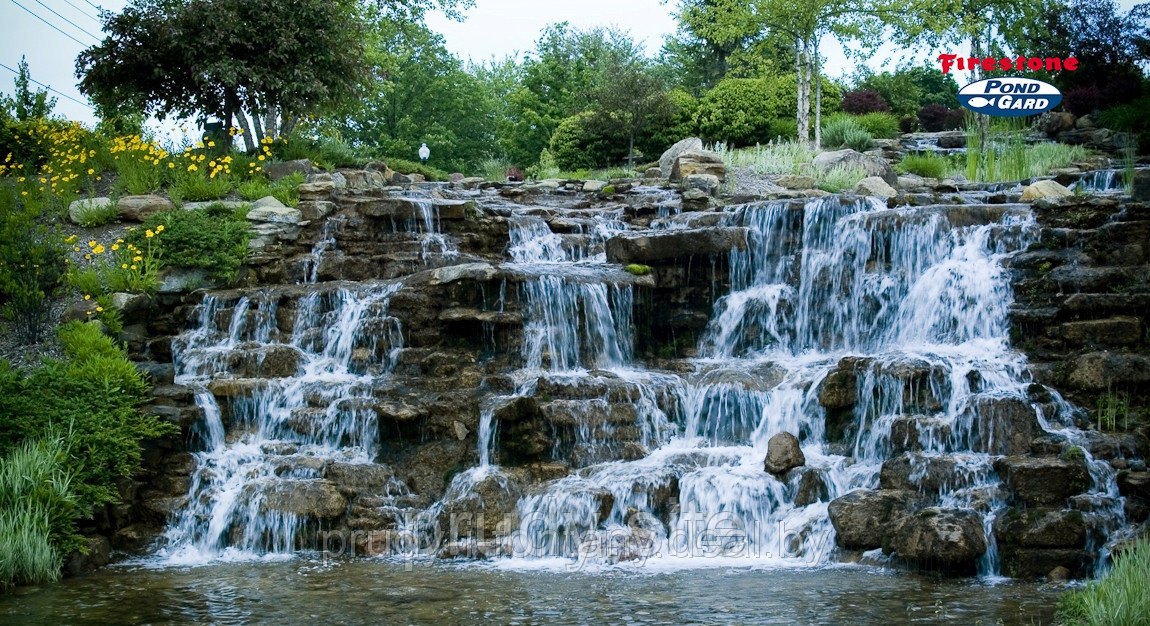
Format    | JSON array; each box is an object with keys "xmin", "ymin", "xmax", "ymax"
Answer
[{"xmin": 1, "ymin": 561, "xmax": 1066, "ymax": 625}]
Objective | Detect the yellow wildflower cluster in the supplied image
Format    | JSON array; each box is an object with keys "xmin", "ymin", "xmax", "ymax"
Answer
[
  {"xmin": 109, "ymin": 134, "xmax": 169, "ymax": 165},
  {"xmin": 7, "ymin": 120, "xmax": 100, "ymax": 199}
]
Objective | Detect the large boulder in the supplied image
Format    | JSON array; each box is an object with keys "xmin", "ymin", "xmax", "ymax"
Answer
[
  {"xmin": 828, "ymin": 489, "xmax": 920, "ymax": 549},
  {"xmin": 659, "ymin": 137, "xmax": 704, "ymax": 177},
  {"xmin": 879, "ymin": 453, "xmax": 971, "ymax": 494},
  {"xmin": 261, "ymin": 479, "xmax": 347, "ymax": 519},
  {"xmin": 812, "ymin": 149, "xmax": 897, "ymax": 186},
  {"xmin": 1133, "ymin": 168, "xmax": 1150, "ymax": 202},
  {"xmin": 68, "ymin": 197, "xmax": 114, "ymax": 224},
  {"xmin": 436, "ymin": 470, "xmax": 525, "ymax": 540},
  {"xmin": 264, "ymin": 159, "xmax": 315, "ymax": 181},
  {"xmin": 605, "ymin": 228, "xmax": 748, "ymax": 264},
  {"xmin": 993, "ymin": 507, "xmax": 1087, "ymax": 549},
  {"xmin": 853, "ymin": 176, "xmax": 897, "ymax": 197},
  {"xmin": 1020, "ymin": 180, "xmax": 1073, "ymax": 202},
  {"xmin": 670, "ymin": 150, "xmax": 727, "ymax": 181},
  {"xmin": 993, "ymin": 456, "xmax": 1090, "ymax": 506},
  {"xmin": 117, "ymin": 194, "xmax": 174, "ymax": 221},
  {"xmin": 1039, "ymin": 112, "xmax": 1077, "ymax": 137},
  {"xmin": 322, "ymin": 462, "xmax": 396, "ymax": 497},
  {"xmin": 247, "ymin": 198, "xmax": 303, "ymax": 224},
  {"xmin": 886, "ymin": 507, "xmax": 988, "ymax": 574},
  {"xmin": 1064, "ymin": 352, "xmax": 1150, "ymax": 391},
  {"xmin": 972, "ymin": 397, "xmax": 1040, "ymax": 456},
  {"xmin": 764, "ymin": 433, "xmax": 805, "ymax": 475}
]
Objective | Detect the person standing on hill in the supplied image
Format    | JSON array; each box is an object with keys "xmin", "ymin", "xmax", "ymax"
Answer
[{"xmin": 418, "ymin": 143, "xmax": 430, "ymax": 164}]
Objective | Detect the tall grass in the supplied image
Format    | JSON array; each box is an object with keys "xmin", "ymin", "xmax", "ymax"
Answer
[
  {"xmin": 0, "ymin": 438, "xmax": 78, "ymax": 590},
  {"xmin": 817, "ymin": 165, "xmax": 867, "ymax": 193},
  {"xmin": 713, "ymin": 141, "xmax": 818, "ymax": 175},
  {"xmin": 898, "ymin": 153, "xmax": 955, "ymax": 179},
  {"xmin": 1058, "ymin": 535, "xmax": 1150, "ymax": 625},
  {"xmin": 822, "ymin": 115, "xmax": 874, "ymax": 151},
  {"xmin": 965, "ymin": 122, "xmax": 1088, "ymax": 182}
]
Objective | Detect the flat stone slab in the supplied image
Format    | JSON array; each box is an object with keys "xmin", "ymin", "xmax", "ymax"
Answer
[
  {"xmin": 605, "ymin": 227, "xmax": 749, "ymax": 264},
  {"xmin": 355, "ymin": 197, "xmax": 473, "ymax": 220}
]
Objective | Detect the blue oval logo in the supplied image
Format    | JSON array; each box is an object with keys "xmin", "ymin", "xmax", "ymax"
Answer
[{"xmin": 958, "ymin": 77, "xmax": 1063, "ymax": 117}]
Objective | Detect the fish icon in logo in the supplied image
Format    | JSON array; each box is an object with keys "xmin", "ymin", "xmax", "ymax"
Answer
[{"xmin": 966, "ymin": 97, "xmax": 995, "ymax": 108}]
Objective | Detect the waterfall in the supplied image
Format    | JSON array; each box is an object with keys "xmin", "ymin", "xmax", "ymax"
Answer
[{"xmin": 158, "ymin": 284, "xmax": 403, "ymax": 563}]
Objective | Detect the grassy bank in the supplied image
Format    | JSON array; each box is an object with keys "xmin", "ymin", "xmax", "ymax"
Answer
[{"xmin": 1058, "ymin": 536, "xmax": 1150, "ymax": 625}]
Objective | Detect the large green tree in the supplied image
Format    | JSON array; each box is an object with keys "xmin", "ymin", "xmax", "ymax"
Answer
[
  {"xmin": 323, "ymin": 16, "xmax": 498, "ymax": 172},
  {"xmin": 77, "ymin": 0, "xmax": 465, "ymax": 150},
  {"xmin": 1, "ymin": 57, "xmax": 56, "ymax": 122},
  {"xmin": 500, "ymin": 23, "xmax": 644, "ymax": 167}
]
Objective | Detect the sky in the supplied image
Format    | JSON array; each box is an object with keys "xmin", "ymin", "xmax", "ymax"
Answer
[{"xmin": 0, "ymin": 0, "xmax": 1144, "ymax": 129}]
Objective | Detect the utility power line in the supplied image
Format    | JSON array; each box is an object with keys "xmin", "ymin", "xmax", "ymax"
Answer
[
  {"xmin": 7, "ymin": 0, "xmax": 89, "ymax": 46},
  {"xmin": 59, "ymin": 0, "xmax": 102, "ymax": 24},
  {"xmin": 30, "ymin": 0, "xmax": 100, "ymax": 40},
  {"xmin": 0, "ymin": 61, "xmax": 94, "ymax": 110}
]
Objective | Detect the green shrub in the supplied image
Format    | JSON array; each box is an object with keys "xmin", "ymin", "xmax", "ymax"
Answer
[
  {"xmin": 821, "ymin": 115, "xmax": 873, "ymax": 150},
  {"xmin": 385, "ymin": 157, "xmax": 450, "ymax": 182},
  {"xmin": 238, "ymin": 172, "xmax": 303, "ymax": 207},
  {"xmin": 600, "ymin": 185, "xmax": 616, "ymax": 195},
  {"xmin": 898, "ymin": 153, "xmax": 952, "ymax": 179},
  {"xmin": 0, "ymin": 438, "xmax": 78, "ymax": 589},
  {"xmin": 817, "ymin": 165, "xmax": 867, "ymax": 193},
  {"xmin": 1058, "ymin": 535, "xmax": 1150, "ymax": 625},
  {"xmin": 272, "ymin": 134, "xmax": 369, "ymax": 170},
  {"xmin": 169, "ymin": 170, "xmax": 233, "ymax": 202},
  {"xmin": 0, "ymin": 183, "xmax": 68, "ymax": 340},
  {"xmin": 855, "ymin": 113, "xmax": 900, "ymax": 139},
  {"xmin": 550, "ymin": 113, "xmax": 600, "ymax": 171},
  {"xmin": 113, "ymin": 159, "xmax": 163, "ymax": 195},
  {"xmin": 696, "ymin": 78, "xmax": 781, "ymax": 146},
  {"xmin": 71, "ymin": 199, "xmax": 119, "ymax": 227},
  {"xmin": 625, "ymin": 264, "xmax": 651, "ymax": 276},
  {"xmin": 129, "ymin": 205, "xmax": 250, "ymax": 281},
  {"xmin": 0, "ymin": 322, "xmax": 175, "ymax": 549}
]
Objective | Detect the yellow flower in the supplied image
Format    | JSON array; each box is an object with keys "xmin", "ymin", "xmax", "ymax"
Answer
[
  {"xmin": 88, "ymin": 240, "xmax": 97, "ymax": 247},
  {"xmin": 96, "ymin": 306, "xmax": 104, "ymax": 312},
  {"xmin": 133, "ymin": 255, "xmax": 142, "ymax": 262},
  {"xmin": 73, "ymin": 246, "xmax": 80, "ymax": 252},
  {"xmin": 130, "ymin": 264, "xmax": 137, "ymax": 270},
  {"xmin": 122, "ymin": 263, "xmax": 128, "ymax": 269},
  {"xmin": 87, "ymin": 168, "xmax": 94, "ymax": 175},
  {"xmin": 156, "ymin": 225, "xmax": 165, "ymax": 232},
  {"xmin": 188, "ymin": 164, "xmax": 198, "ymax": 172},
  {"xmin": 93, "ymin": 245, "xmax": 105, "ymax": 254},
  {"xmin": 145, "ymin": 230, "xmax": 155, "ymax": 238},
  {"xmin": 111, "ymin": 244, "xmax": 119, "ymax": 251},
  {"xmin": 169, "ymin": 162, "xmax": 175, "ymax": 168},
  {"xmin": 83, "ymin": 294, "xmax": 91, "ymax": 300}
]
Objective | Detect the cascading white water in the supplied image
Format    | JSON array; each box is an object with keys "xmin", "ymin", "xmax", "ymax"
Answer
[{"xmin": 158, "ymin": 284, "xmax": 404, "ymax": 563}]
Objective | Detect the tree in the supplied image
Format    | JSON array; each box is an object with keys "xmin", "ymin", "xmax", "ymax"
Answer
[
  {"xmin": 501, "ymin": 23, "xmax": 643, "ymax": 167},
  {"xmin": 77, "ymin": 0, "xmax": 461, "ymax": 150},
  {"xmin": 323, "ymin": 16, "xmax": 498, "ymax": 172},
  {"xmin": 1009, "ymin": 0, "xmax": 1148, "ymax": 95},
  {"xmin": 1, "ymin": 57, "xmax": 56, "ymax": 122},
  {"xmin": 854, "ymin": 66, "xmax": 960, "ymax": 116},
  {"xmin": 585, "ymin": 63, "xmax": 674, "ymax": 167}
]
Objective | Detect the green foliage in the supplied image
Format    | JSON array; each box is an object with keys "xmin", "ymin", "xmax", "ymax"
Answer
[
  {"xmin": 855, "ymin": 67, "xmax": 960, "ymax": 116},
  {"xmin": 0, "ymin": 322, "xmax": 175, "ymax": 550},
  {"xmin": 113, "ymin": 159, "xmax": 163, "ymax": 195},
  {"xmin": 1099, "ymin": 96, "xmax": 1150, "ymax": 155},
  {"xmin": 526, "ymin": 148, "xmax": 561, "ymax": 180},
  {"xmin": 0, "ymin": 184, "xmax": 68, "ymax": 341},
  {"xmin": 0, "ymin": 56, "xmax": 56, "ymax": 122},
  {"xmin": 168, "ymin": 170, "xmax": 233, "ymax": 202},
  {"xmin": 271, "ymin": 133, "xmax": 368, "ymax": 170},
  {"xmin": 696, "ymin": 78, "xmax": 781, "ymax": 145},
  {"xmin": 71, "ymin": 200, "xmax": 120, "ymax": 228},
  {"xmin": 817, "ymin": 165, "xmax": 867, "ymax": 193},
  {"xmin": 821, "ymin": 115, "xmax": 873, "ymax": 151},
  {"xmin": 897, "ymin": 153, "xmax": 954, "ymax": 179},
  {"xmin": 550, "ymin": 113, "xmax": 598, "ymax": 171},
  {"xmin": 130, "ymin": 206, "xmax": 250, "ymax": 281},
  {"xmin": 714, "ymin": 141, "xmax": 817, "ymax": 175},
  {"xmin": 1096, "ymin": 389, "xmax": 1130, "ymax": 431},
  {"xmin": 385, "ymin": 158, "xmax": 450, "ymax": 182},
  {"xmin": 238, "ymin": 172, "xmax": 304, "ymax": 206},
  {"xmin": 965, "ymin": 126, "xmax": 1088, "ymax": 182},
  {"xmin": 1058, "ymin": 535, "xmax": 1150, "ymax": 625},
  {"xmin": 854, "ymin": 113, "xmax": 900, "ymax": 139},
  {"xmin": 0, "ymin": 438, "xmax": 77, "ymax": 589},
  {"xmin": 625, "ymin": 264, "xmax": 652, "ymax": 276},
  {"xmin": 502, "ymin": 23, "xmax": 644, "ymax": 167},
  {"xmin": 77, "ymin": 0, "xmax": 373, "ymax": 139}
]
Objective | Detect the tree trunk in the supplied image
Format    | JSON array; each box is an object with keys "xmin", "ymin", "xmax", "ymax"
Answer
[
  {"xmin": 795, "ymin": 37, "xmax": 809, "ymax": 144},
  {"xmin": 251, "ymin": 111, "xmax": 265, "ymax": 144},
  {"xmin": 971, "ymin": 29, "xmax": 990, "ymax": 142},
  {"xmin": 234, "ymin": 110, "xmax": 256, "ymax": 152},
  {"xmin": 281, "ymin": 114, "xmax": 297, "ymax": 139},
  {"xmin": 814, "ymin": 39, "xmax": 822, "ymax": 150},
  {"xmin": 628, "ymin": 132, "xmax": 635, "ymax": 169},
  {"xmin": 264, "ymin": 105, "xmax": 278, "ymax": 140}
]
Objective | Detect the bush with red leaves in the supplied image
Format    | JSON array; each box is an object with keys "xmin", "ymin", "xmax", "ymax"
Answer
[
  {"xmin": 918, "ymin": 104, "xmax": 950, "ymax": 132},
  {"xmin": 842, "ymin": 90, "xmax": 891, "ymax": 114},
  {"xmin": 1063, "ymin": 86, "xmax": 1100, "ymax": 116}
]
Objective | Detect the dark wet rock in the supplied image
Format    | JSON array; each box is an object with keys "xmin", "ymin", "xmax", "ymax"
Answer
[
  {"xmin": 605, "ymin": 228, "xmax": 748, "ymax": 264},
  {"xmin": 436, "ymin": 470, "xmax": 525, "ymax": 540},
  {"xmin": 999, "ymin": 548, "xmax": 1093, "ymax": 579},
  {"xmin": 994, "ymin": 456, "xmax": 1090, "ymax": 506},
  {"xmin": 886, "ymin": 508, "xmax": 987, "ymax": 574},
  {"xmin": 793, "ymin": 468, "xmax": 830, "ymax": 506},
  {"xmin": 889, "ymin": 416, "xmax": 952, "ymax": 454},
  {"xmin": 1064, "ymin": 352, "xmax": 1150, "ymax": 391},
  {"xmin": 828, "ymin": 489, "xmax": 922, "ymax": 550},
  {"xmin": 764, "ymin": 432, "xmax": 805, "ymax": 475},
  {"xmin": 261, "ymin": 480, "xmax": 347, "ymax": 519},
  {"xmin": 322, "ymin": 463, "xmax": 396, "ymax": 497},
  {"xmin": 63, "ymin": 535, "xmax": 111, "ymax": 577},
  {"xmin": 993, "ymin": 507, "xmax": 1087, "ymax": 548},
  {"xmin": 972, "ymin": 397, "xmax": 1040, "ymax": 456},
  {"xmin": 879, "ymin": 453, "xmax": 976, "ymax": 494}
]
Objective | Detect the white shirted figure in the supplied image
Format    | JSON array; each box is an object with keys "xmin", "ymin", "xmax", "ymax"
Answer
[{"xmin": 418, "ymin": 143, "xmax": 430, "ymax": 164}]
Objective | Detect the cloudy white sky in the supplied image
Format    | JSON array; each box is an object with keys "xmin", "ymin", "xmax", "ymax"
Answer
[{"xmin": 0, "ymin": 0, "xmax": 1142, "ymax": 128}]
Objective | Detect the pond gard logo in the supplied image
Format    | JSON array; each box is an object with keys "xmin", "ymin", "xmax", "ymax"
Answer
[{"xmin": 958, "ymin": 77, "xmax": 1063, "ymax": 117}]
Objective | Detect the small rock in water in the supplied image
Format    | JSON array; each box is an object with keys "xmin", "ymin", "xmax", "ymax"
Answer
[
  {"xmin": 764, "ymin": 432, "xmax": 805, "ymax": 475},
  {"xmin": 1047, "ymin": 566, "xmax": 1072, "ymax": 581},
  {"xmin": 1020, "ymin": 179, "xmax": 1073, "ymax": 201}
]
